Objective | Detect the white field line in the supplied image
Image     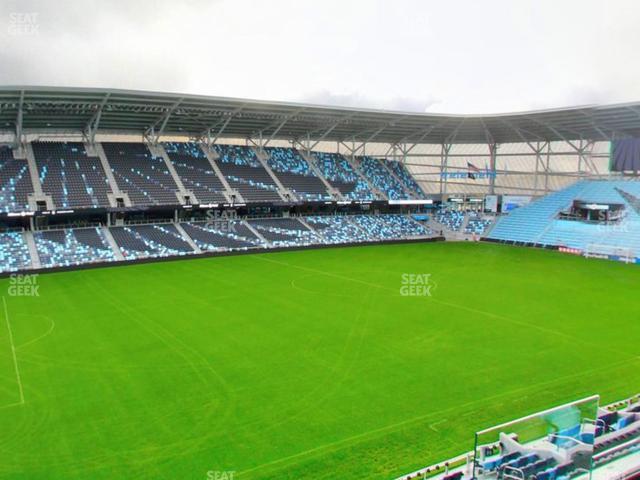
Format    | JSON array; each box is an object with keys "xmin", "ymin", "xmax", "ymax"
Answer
[{"xmin": 2, "ymin": 296, "xmax": 25, "ymax": 405}]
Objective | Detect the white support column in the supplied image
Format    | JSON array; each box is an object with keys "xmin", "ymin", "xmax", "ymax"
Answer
[
  {"xmin": 23, "ymin": 143, "xmax": 55, "ymax": 210},
  {"xmin": 199, "ymin": 143, "xmax": 243, "ymax": 203},
  {"xmin": 379, "ymin": 158, "xmax": 415, "ymax": 199},
  {"xmin": 297, "ymin": 217, "xmax": 325, "ymax": 242},
  {"xmin": 298, "ymin": 149, "xmax": 343, "ymax": 200},
  {"xmin": 174, "ymin": 222, "xmax": 202, "ymax": 254},
  {"xmin": 440, "ymin": 144, "xmax": 451, "ymax": 197},
  {"xmin": 343, "ymin": 154, "xmax": 385, "ymax": 200},
  {"xmin": 242, "ymin": 220, "xmax": 271, "ymax": 247},
  {"xmin": 23, "ymin": 231, "xmax": 41, "ymax": 269},
  {"xmin": 251, "ymin": 147, "xmax": 294, "ymax": 201},
  {"xmin": 23, "ymin": 143, "xmax": 43, "ymax": 196},
  {"xmin": 148, "ymin": 143, "xmax": 197, "ymax": 204},
  {"xmin": 101, "ymin": 226, "xmax": 125, "ymax": 261},
  {"xmin": 545, "ymin": 142, "xmax": 551, "ymax": 193},
  {"xmin": 93, "ymin": 142, "xmax": 131, "ymax": 207},
  {"xmin": 533, "ymin": 141, "xmax": 541, "ymax": 194},
  {"xmin": 488, "ymin": 143, "xmax": 498, "ymax": 195}
]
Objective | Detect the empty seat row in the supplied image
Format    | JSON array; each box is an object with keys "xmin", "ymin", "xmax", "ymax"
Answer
[
  {"xmin": 265, "ymin": 147, "xmax": 332, "ymax": 201},
  {"xmin": 2, "ymin": 215, "xmax": 438, "ymax": 273},
  {"xmin": 489, "ymin": 181, "xmax": 640, "ymax": 259},
  {"xmin": 312, "ymin": 152, "xmax": 377, "ymax": 201},
  {"xmin": 34, "ymin": 227, "xmax": 116, "ymax": 268},
  {"xmin": 110, "ymin": 224, "xmax": 193, "ymax": 259},
  {"xmin": 356, "ymin": 156, "xmax": 410, "ymax": 200},
  {"xmin": 33, "ymin": 142, "xmax": 112, "ymax": 209},
  {"xmin": 103, "ymin": 142, "xmax": 179, "ymax": 206},
  {"xmin": 0, "ymin": 232, "xmax": 31, "ymax": 273},
  {"xmin": 351, "ymin": 214, "xmax": 431, "ymax": 239},
  {"xmin": 164, "ymin": 142, "xmax": 227, "ymax": 203},
  {"xmin": 305, "ymin": 215, "xmax": 371, "ymax": 243},
  {"xmin": 385, "ymin": 159, "xmax": 424, "ymax": 197},
  {"xmin": 213, "ymin": 145, "xmax": 282, "ymax": 202},
  {"xmin": 465, "ymin": 213, "xmax": 493, "ymax": 235},
  {"xmin": 0, "ymin": 146, "xmax": 33, "ymax": 213},
  {"xmin": 436, "ymin": 210, "xmax": 465, "ymax": 231},
  {"xmin": 181, "ymin": 221, "xmax": 261, "ymax": 251},
  {"xmin": 249, "ymin": 217, "xmax": 321, "ymax": 247}
]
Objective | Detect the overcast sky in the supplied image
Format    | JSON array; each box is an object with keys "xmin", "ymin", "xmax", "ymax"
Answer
[{"xmin": 0, "ymin": 0, "xmax": 639, "ymax": 114}]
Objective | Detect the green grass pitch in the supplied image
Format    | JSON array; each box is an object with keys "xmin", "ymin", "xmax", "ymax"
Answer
[{"xmin": 0, "ymin": 242, "xmax": 639, "ymax": 480}]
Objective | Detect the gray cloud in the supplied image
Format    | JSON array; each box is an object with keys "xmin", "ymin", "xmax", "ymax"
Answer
[
  {"xmin": 301, "ymin": 90, "xmax": 438, "ymax": 112},
  {"xmin": 0, "ymin": 0, "xmax": 638, "ymax": 114}
]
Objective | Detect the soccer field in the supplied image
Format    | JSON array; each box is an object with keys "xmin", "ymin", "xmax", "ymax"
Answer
[{"xmin": 0, "ymin": 242, "xmax": 638, "ymax": 480}]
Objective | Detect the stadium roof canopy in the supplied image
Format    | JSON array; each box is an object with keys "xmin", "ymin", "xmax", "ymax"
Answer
[{"xmin": 2, "ymin": 86, "xmax": 640, "ymax": 145}]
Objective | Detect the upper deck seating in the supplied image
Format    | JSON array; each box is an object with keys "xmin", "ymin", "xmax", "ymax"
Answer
[
  {"xmin": 32, "ymin": 142, "xmax": 112, "ymax": 209},
  {"xmin": 213, "ymin": 145, "xmax": 282, "ymax": 202},
  {"xmin": 312, "ymin": 152, "xmax": 377, "ymax": 201},
  {"xmin": 357, "ymin": 156, "xmax": 410, "ymax": 200},
  {"xmin": 265, "ymin": 147, "xmax": 331, "ymax": 201},
  {"xmin": 102, "ymin": 142, "xmax": 179, "ymax": 206},
  {"xmin": 385, "ymin": 159, "xmax": 424, "ymax": 197},
  {"xmin": 164, "ymin": 142, "xmax": 227, "ymax": 203},
  {"xmin": 0, "ymin": 146, "xmax": 33, "ymax": 213}
]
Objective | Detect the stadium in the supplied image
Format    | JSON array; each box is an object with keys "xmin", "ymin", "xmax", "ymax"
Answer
[
  {"xmin": 2, "ymin": 1, "xmax": 640, "ymax": 479},
  {"xmin": 0, "ymin": 85, "xmax": 638, "ymax": 480}
]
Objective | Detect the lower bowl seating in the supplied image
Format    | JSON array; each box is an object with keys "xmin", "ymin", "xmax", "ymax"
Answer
[
  {"xmin": 249, "ymin": 218, "xmax": 321, "ymax": 247},
  {"xmin": 0, "ymin": 232, "xmax": 32, "ymax": 273},
  {"xmin": 110, "ymin": 224, "xmax": 194, "ymax": 259},
  {"xmin": 35, "ymin": 228, "xmax": 116, "ymax": 268},
  {"xmin": 181, "ymin": 221, "xmax": 263, "ymax": 251},
  {"xmin": 305, "ymin": 215, "xmax": 371, "ymax": 243}
]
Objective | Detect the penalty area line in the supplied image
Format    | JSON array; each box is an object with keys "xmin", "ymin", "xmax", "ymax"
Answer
[{"xmin": 2, "ymin": 296, "xmax": 25, "ymax": 405}]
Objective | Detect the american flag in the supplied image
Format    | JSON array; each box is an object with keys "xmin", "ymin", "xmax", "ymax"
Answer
[{"xmin": 467, "ymin": 161, "xmax": 480, "ymax": 180}]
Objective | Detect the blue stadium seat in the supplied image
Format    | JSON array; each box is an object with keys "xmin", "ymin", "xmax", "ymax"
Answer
[
  {"xmin": 356, "ymin": 156, "xmax": 410, "ymax": 200},
  {"xmin": 110, "ymin": 224, "xmax": 194, "ymax": 259},
  {"xmin": 265, "ymin": 147, "xmax": 332, "ymax": 201},
  {"xmin": 164, "ymin": 142, "xmax": 227, "ymax": 203},
  {"xmin": 312, "ymin": 152, "xmax": 377, "ymax": 200},
  {"xmin": 102, "ymin": 142, "xmax": 179, "ymax": 206},
  {"xmin": 0, "ymin": 146, "xmax": 33, "ymax": 213},
  {"xmin": 35, "ymin": 227, "xmax": 116, "ymax": 267},
  {"xmin": 213, "ymin": 145, "xmax": 282, "ymax": 202},
  {"xmin": 0, "ymin": 232, "xmax": 32, "ymax": 273},
  {"xmin": 32, "ymin": 142, "xmax": 112, "ymax": 208}
]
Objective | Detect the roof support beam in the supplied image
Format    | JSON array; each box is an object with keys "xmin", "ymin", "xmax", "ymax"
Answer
[
  {"xmin": 84, "ymin": 93, "xmax": 110, "ymax": 144},
  {"xmin": 252, "ymin": 108, "xmax": 306, "ymax": 148},
  {"xmin": 14, "ymin": 91, "xmax": 24, "ymax": 147},
  {"xmin": 200, "ymin": 105, "xmax": 245, "ymax": 147},
  {"xmin": 391, "ymin": 119, "xmax": 454, "ymax": 159},
  {"xmin": 144, "ymin": 98, "xmax": 184, "ymax": 144},
  {"xmin": 527, "ymin": 117, "xmax": 585, "ymax": 150}
]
